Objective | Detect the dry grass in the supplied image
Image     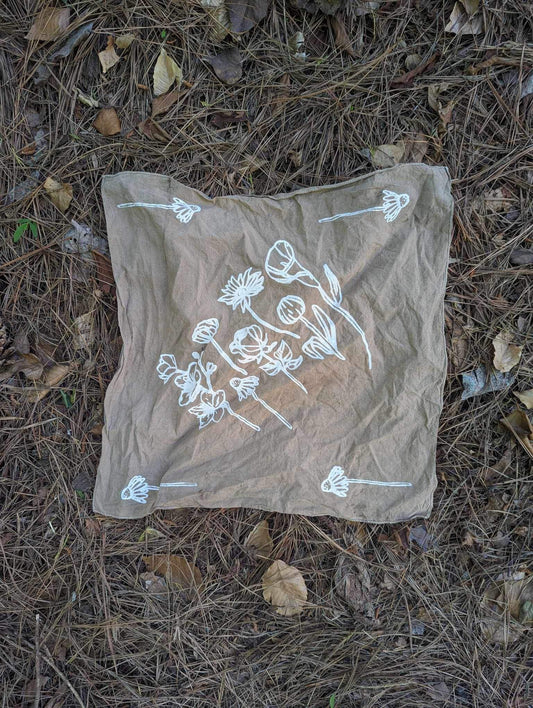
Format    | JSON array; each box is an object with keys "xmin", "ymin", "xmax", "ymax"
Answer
[{"xmin": 1, "ymin": 0, "xmax": 532, "ymax": 705}]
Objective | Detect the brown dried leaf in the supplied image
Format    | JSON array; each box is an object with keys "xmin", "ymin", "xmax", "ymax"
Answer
[
  {"xmin": 493, "ymin": 332, "xmax": 522, "ymax": 373},
  {"xmin": 405, "ymin": 53, "xmax": 422, "ymax": 71},
  {"xmin": 483, "ymin": 187, "xmax": 516, "ymax": 213},
  {"xmin": 482, "ymin": 573, "xmax": 533, "ymax": 643},
  {"xmin": 43, "ymin": 176, "xmax": 73, "ymax": 212},
  {"xmin": 500, "ymin": 410, "xmax": 533, "ymax": 458},
  {"xmin": 245, "ymin": 520, "xmax": 273, "ymax": 557},
  {"xmin": 428, "ymin": 82, "xmax": 449, "ymax": 112},
  {"xmin": 334, "ymin": 555, "xmax": 374, "ymax": 616},
  {"xmin": 331, "ymin": 16, "xmax": 355, "ymax": 58},
  {"xmin": 115, "ymin": 33, "xmax": 135, "ymax": 49},
  {"xmin": 211, "ymin": 110, "xmax": 247, "ymax": 128},
  {"xmin": 226, "ymin": 0, "xmax": 271, "ymax": 33},
  {"xmin": 92, "ymin": 251, "xmax": 115, "ymax": 293},
  {"xmin": 143, "ymin": 555, "xmax": 202, "ymax": 589},
  {"xmin": 137, "ymin": 118, "xmax": 171, "ymax": 142},
  {"xmin": 205, "ymin": 48, "xmax": 242, "ymax": 85},
  {"xmin": 509, "ymin": 248, "xmax": 533, "ymax": 266},
  {"xmin": 25, "ymin": 363, "xmax": 72, "ymax": 403},
  {"xmin": 514, "ymin": 389, "xmax": 533, "ymax": 409},
  {"xmin": 371, "ymin": 143, "xmax": 405, "ymax": 168},
  {"xmin": 98, "ymin": 36, "xmax": 120, "ymax": 73},
  {"xmin": 445, "ymin": 2, "xmax": 483, "ymax": 34},
  {"xmin": 26, "ymin": 7, "xmax": 70, "ymax": 42},
  {"xmin": 0, "ymin": 353, "xmax": 44, "ymax": 381},
  {"xmin": 140, "ymin": 571, "xmax": 168, "ymax": 595},
  {"xmin": 199, "ymin": 0, "xmax": 230, "ymax": 42},
  {"xmin": 262, "ymin": 560, "xmax": 307, "ymax": 616},
  {"xmin": 153, "ymin": 48, "xmax": 182, "ymax": 96},
  {"xmin": 152, "ymin": 90, "xmax": 180, "ymax": 118},
  {"xmin": 72, "ymin": 312, "xmax": 94, "ymax": 352},
  {"xmin": 93, "ymin": 108, "xmax": 121, "ymax": 136},
  {"xmin": 404, "ymin": 132, "xmax": 429, "ymax": 163}
]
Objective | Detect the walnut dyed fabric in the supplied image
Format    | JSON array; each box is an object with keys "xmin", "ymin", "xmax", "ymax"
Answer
[{"xmin": 94, "ymin": 165, "xmax": 453, "ymax": 522}]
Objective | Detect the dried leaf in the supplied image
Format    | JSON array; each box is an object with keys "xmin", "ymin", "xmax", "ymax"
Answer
[
  {"xmin": 199, "ymin": 0, "xmax": 230, "ymax": 42},
  {"xmin": 331, "ymin": 16, "xmax": 355, "ymax": 58},
  {"xmin": 445, "ymin": 2, "xmax": 483, "ymax": 34},
  {"xmin": 370, "ymin": 143, "xmax": 405, "ymax": 168},
  {"xmin": 93, "ymin": 108, "xmax": 121, "ymax": 136},
  {"xmin": 72, "ymin": 312, "xmax": 94, "ymax": 352},
  {"xmin": 48, "ymin": 21, "xmax": 93, "ymax": 63},
  {"xmin": 520, "ymin": 71, "xmax": 533, "ymax": 100},
  {"xmin": 482, "ymin": 187, "xmax": 516, "ymax": 213},
  {"xmin": 138, "ymin": 527, "xmax": 165, "ymax": 542},
  {"xmin": 26, "ymin": 7, "xmax": 70, "ymax": 42},
  {"xmin": 493, "ymin": 331, "xmax": 522, "ymax": 373},
  {"xmin": 500, "ymin": 410, "xmax": 533, "ymax": 458},
  {"xmin": 211, "ymin": 110, "xmax": 247, "ymax": 128},
  {"xmin": 462, "ymin": 0, "xmax": 479, "ymax": 13},
  {"xmin": 43, "ymin": 177, "xmax": 72, "ymax": 212},
  {"xmin": 115, "ymin": 33, "xmax": 135, "ymax": 49},
  {"xmin": 0, "ymin": 353, "xmax": 44, "ymax": 381},
  {"xmin": 509, "ymin": 248, "xmax": 533, "ymax": 266},
  {"xmin": 288, "ymin": 32, "xmax": 306, "ymax": 61},
  {"xmin": 152, "ymin": 90, "xmax": 180, "ymax": 118},
  {"xmin": 461, "ymin": 366, "xmax": 515, "ymax": 400},
  {"xmin": 143, "ymin": 555, "xmax": 202, "ymax": 589},
  {"xmin": 514, "ymin": 389, "xmax": 533, "ymax": 409},
  {"xmin": 427, "ymin": 683, "xmax": 451, "ymax": 702},
  {"xmin": 427, "ymin": 82, "xmax": 449, "ymax": 112},
  {"xmin": 153, "ymin": 48, "xmax": 182, "ymax": 96},
  {"xmin": 245, "ymin": 520, "xmax": 273, "ymax": 557},
  {"xmin": 13, "ymin": 330, "xmax": 30, "ymax": 354},
  {"xmin": 62, "ymin": 221, "xmax": 109, "ymax": 259},
  {"xmin": 3, "ymin": 170, "xmax": 41, "ymax": 206},
  {"xmin": 334, "ymin": 555, "xmax": 374, "ymax": 616},
  {"xmin": 137, "ymin": 118, "xmax": 171, "ymax": 142},
  {"xmin": 482, "ymin": 573, "xmax": 533, "ymax": 643},
  {"xmin": 205, "ymin": 48, "xmax": 242, "ymax": 85},
  {"xmin": 353, "ymin": 0, "xmax": 380, "ymax": 15},
  {"xmin": 98, "ymin": 36, "xmax": 120, "ymax": 74},
  {"xmin": 405, "ymin": 53, "xmax": 422, "ymax": 71},
  {"xmin": 226, "ymin": 0, "xmax": 271, "ymax": 33},
  {"xmin": 92, "ymin": 251, "xmax": 115, "ymax": 293},
  {"xmin": 140, "ymin": 571, "xmax": 167, "ymax": 595},
  {"xmin": 409, "ymin": 524, "xmax": 437, "ymax": 552},
  {"xmin": 77, "ymin": 91, "xmax": 99, "ymax": 108},
  {"xmin": 262, "ymin": 560, "xmax": 307, "ymax": 616},
  {"xmin": 25, "ymin": 363, "xmax": 72, "ymax": 403}
]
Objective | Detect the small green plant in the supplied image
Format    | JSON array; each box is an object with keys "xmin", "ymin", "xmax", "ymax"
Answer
[
  {"xmin": 161, "ymin": 29, "xmax": 167, "ymax": 39},
  {"xmin": 329, "ymin": 694, "xmax": 336, "ymax": 708},
  {"xmin": 60, "ymin": 390, "xmax": 76, "ymax": 408},
  {"xmin": 13, "ymin": 218, "xmax": 37, "ymax": 243}
]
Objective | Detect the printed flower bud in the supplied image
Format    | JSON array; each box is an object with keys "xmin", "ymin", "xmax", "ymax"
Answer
[
  {"xmin": 265, "ymin": 240, "xmax": 318, "ymax": 287},
  {"xmin": 382, "ymin": 190, "xmax": 409, "ymax": 223},
  {"xmin": 277, "ymin": 295, "xmax": 305, "ymax": 325},
  {"xmin": 192, "ymin": 318, "xmax": 219, "ymax": 344}
]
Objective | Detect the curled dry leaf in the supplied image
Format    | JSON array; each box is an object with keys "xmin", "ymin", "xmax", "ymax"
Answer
[
  {"xmin": 461, "ymin": 365, "xmax": 514, "ymax": 400},
  {"xmin": 25, "ymin": 363, "xmax": 72, "ymax": 403},
  {"xmin": 245, "ymin": 519, "xmax": 273, "ymax": 557},
  {"xmin": 226, "ymin": 0, "xmax": 271, "ymax": 33},
  {"xmin": 142, "ymin": 555, "xmax": 202, "ymax": 589},
  {"xmin": 514, "ymin": 389, "xmax": 533, "ymax": 409},
  {"xmin": 26, "ymin": 7, "xmax": 70, "ymax": 42},
  {"xmin": 98, "ymin": 36, "xmax": 120, "ymax": 74},
  {"xmin": 205, "ymin": 48, "xmax": 242, "ymax": 85},
  {"xmin": 115, "ymin": 33, "xmax": 135, "ymax": 49},
  {"xmin": 43, "ymin": 177, "xmax": 72, "ymax": 212},
  {"xmin": 262, "ymin": 560, "xmax": 307, "ymax": 616},
  {"xmin": 370, "ymin": 143, "xmax": 405, "ymax": 168},
  {"xmin": 482, "ymin": 572, "xmax": 533, "ymax": 643},
  {"xmin": 153, "ymin": 48, "xmax": 183, "ymax": 96},
  {"xmin": 152, "ymin": 90, "xmax": 180, "ymax": 118},
  {"xmin": 509, "ymin": 248, "xmax": 533, "ymax": 266},
  {"xmin": 140, "ymin": 571, "xmax": 167, "ymax": 595},
  {"xmin": 72, "ymin": 312, "xmax": 94, "ymax": 352},
  {"xmin": 493, "ymin": 331, "xmax": 522, "ymax": 373},
  {"xmin": 445, "ymin": 1, "xmax": 483, "ymax": 34},
  {"xmin": 199, "ymin": 0, "xmax": 230, "ymax": 42},
  {"xmin": 500, "ymin": 410, "xmax": 533, "ymax": 459},
  {"xmin": 331, "ymin": 16, "xmax": 355, "ymax": 58},
  {"xmin": 93, "ymin": 108, "xmax": 121, "ymax": 136},
  {"xmin": 0, "ymin": 353, "xmax": 44, "ymax": 382},
  {"xmin": 137, "ymin": 118, "xmax": 171, "ymax": 142},
  {"xmin": 405, "ymin": 53, "xmax": 422, "ymax": 71}
]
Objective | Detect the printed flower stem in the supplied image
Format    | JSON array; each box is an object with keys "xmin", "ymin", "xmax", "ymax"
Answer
[
  {"xmin": 225, "ymin": 404, "xmax": 260, "ymax": 431},
  {"xmin": 246, "ymin": 305, "xmax": 299, "ymax": 339},
  {"xmin": 211, "ymin": 339, "xmax": 247, "ymax": 375},
  {"xmin": 344, "ymin": 478, "xmax": 412, "ymax": 487},
  {"xmin": 263, "ymin": 353, "xmax": 307, "ymax": 394},
  {"xmin": 300, "ymin": 316, "xmax": 345, "ymax": 360},
  {"xmin": 251, "ymin": 392, "xmax": 293, "ymax": 429},
  {"xmin": 318, "ymin": 205, "xmax": 383, "ymax": 223},
  {"xmin": 318, "ymin": 288, "xmax": 372, "ymax": 369}
]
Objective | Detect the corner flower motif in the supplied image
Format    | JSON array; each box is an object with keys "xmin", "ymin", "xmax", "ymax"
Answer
[
  {"xmin": 120, "ymin": 475, "xmax": 198, "ymax": 504},
  {"xmin": 321, "ymin": 466, "xmax": 413, "ymax": 497}
]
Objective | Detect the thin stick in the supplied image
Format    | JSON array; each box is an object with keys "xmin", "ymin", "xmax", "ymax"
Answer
[{"xmin": 34, "ymin": 614, "xmax": 41, "ymax": 708}]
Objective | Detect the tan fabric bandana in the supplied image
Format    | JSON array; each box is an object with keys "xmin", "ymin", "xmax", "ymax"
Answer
[{"xmin": 93, "ymin": 164, "xmax": 453, "ymax": 522}]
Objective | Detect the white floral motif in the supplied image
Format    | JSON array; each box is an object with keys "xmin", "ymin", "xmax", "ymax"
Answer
[
  {"xmin": 192, "ymin": 318, "xmax": 247, "ymax": 375},
  {"xmin": 318, "ymin": 190, "xmax": 410, "ymax": 224},
  {"xmin": 219, "ymin": 268, "xmax": 299, "ymax": 339},
  {"xmin": 230, "ymin": 376, "xmax": 292, "ymax": 429},
  {"xmin": 321, "ymin": 466, "xmax": 412, "ymax": 498},
  {"xmin": 120, "ymin": 475, "xmax": 197, "ymax": 504},
  {"xmin": 277, "ymin": 295, "xmax": 345, "ymax": 361},
  {"xmin": 117, "ymin": 196, "xmax": 201, "ymax": 223}
]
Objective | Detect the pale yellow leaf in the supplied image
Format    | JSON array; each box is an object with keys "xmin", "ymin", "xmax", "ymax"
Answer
[
  {"xmin": 514, "ymin": 389, "xmax": 533, "ymax": 409},
  {"xmin": 72, "ymin": 312, "xmax": 94, "ymax": 352},
  {"xmin": 25, "ymin": 363, "xmax": 72, "ymax": 403},
  {"xmin": 445, "ymin": 2, "xmax": 483, "ymax": 34},
  {"xmin": 245, "ymin": 520, "xmax": 273, "ymax": 557},
  {"xmin": 493, "ymin": 331, "xmax": 522, "ymax": 373},
  {"xmin": 26, "ymin": 7, "xmax": 70, "ymax": 42},
  {"xmin": 43, "ymin": 177, "xmax": 72, "ymax": 213},
  {"xmin": 262, "ymin": 560, "xmax": 307, "ymax": 617},
  {"xmin": 153, "ymin": 48, "xmax": 182, "ymax": 97},
  {"xmin": 371, "ymin": 143, "xmax": 405, "ymax": 168},
  {"xmin": 143, "ymin": 555, "xmax": 202, "ymax": 589},
  {"xmin": 115, "ymin": 33, "xmax": 135, "ymax": 49},
  {"xmin": 427, "ymin": 82, "xmax": 450, "ymax": 112},
  {"xmin": 98, "ymin": 37, "xmax": 120, "ymax": 73}
]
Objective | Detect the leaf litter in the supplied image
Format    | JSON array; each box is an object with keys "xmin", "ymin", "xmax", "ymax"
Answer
[
  {"xmin": 245, "ymin": 519, "xmax": 273, "ymax": 557},
  {"xmin": 43, "ymin": 177, "xmax": 73, "ymax": 212},
  {"xmin": 153, "ymin": 48, "xmax": 183, "ymax": 96},
  {"xmin": 493, "ymin": 331, "xmax": 522, "ymax": 373},
  {"xmin": 262, "ymin": 560, "xmax": 307, "ymax": 616},
  {"xmin": 143, "ymin": 555, "xmax": 202, "ymax": 589},
  {"xmin": 26, "ymin": 6, "xmax": 70, "ymax": 42},
  {"xmin": 98, "ymin": 36, "xmax": 120, "ymax": 74}
]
